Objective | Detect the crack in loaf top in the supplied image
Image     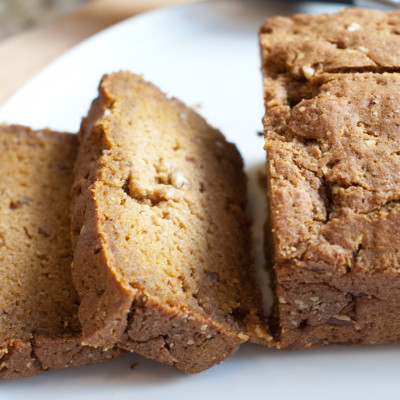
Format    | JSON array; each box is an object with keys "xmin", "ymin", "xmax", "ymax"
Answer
[{"xmin": 260, "ymin": 7, "xmax": 400, "ymax": 79}]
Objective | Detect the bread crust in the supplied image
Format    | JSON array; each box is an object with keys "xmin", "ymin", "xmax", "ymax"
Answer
[
  {"xmin": 261, "ymin": 9, "xmax": 400, "ymax": 349},
  {"xmin": 0, "ymin": 125, "xmax": 121, "ymax": 379},
  {"xmin": 0, "ymin": 336, "xmax": 120, "ymax": 379}
]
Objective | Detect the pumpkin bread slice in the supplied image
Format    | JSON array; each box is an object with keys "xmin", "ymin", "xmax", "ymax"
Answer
[
  {"xmin": 71, "ymin": 72, "xmax": 271, "ymax": 374},
  {"xmin": 0, "ymin": 125, "xmax": 121, "ymax": 378}
]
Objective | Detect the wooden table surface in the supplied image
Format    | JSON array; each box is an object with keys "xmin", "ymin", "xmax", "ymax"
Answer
[{"xmin": 0, "ymin": 0, "xmax": 192, "ymax": 107}]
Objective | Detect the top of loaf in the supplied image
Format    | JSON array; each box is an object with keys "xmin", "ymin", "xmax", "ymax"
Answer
[
  {"xmin": 260, "ymin": 7, "xmax": 400, "ymax": 79},
  {"xmin": 0, "ymin": 125, "xmax": 79, "ymax": 343}
]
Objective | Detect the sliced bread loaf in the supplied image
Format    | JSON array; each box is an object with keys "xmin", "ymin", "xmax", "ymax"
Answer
[
  {"xmin": 71, "ymin": 72, "xmax": 271, "ymax": 374},
  {"xmin": 0, "ymin": 125, "xmax": 121, "ymax": 378}
]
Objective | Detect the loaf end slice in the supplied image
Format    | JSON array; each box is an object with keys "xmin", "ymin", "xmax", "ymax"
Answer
[
  {"xmin": 0, "ymin": 125, "xmax": 121, "ymax": 378},
  {"xmin": 71, "ymin": 72, "xmax": 271, "ymax": 374}
]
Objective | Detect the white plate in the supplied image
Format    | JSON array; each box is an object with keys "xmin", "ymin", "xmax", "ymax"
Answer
[{"xmin": 1, "ymin": 1, "xmax": 400, "ymax": 399}]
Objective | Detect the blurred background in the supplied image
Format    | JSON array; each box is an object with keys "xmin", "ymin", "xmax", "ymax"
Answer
[
  {"xmin": 0, "ymin": 0, "xmax": 94, "ymax": 39},
  {"xmin": 0, "ymin": 0, "xmax": 190, "ymax": 105}
]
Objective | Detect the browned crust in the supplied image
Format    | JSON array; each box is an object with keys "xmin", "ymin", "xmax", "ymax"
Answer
[
  {"xmin": 260, "ymin": 9, "xmax": 400, "ymax": 350},
  {"xmin": 119, "ymin": 293, "xmax": 245, "ymax": 373},
  {"xmin": 0, "ymin": 337, "xmax": 121, "ymax": 379},
  {"xmin": 71, "ymin": 72, "xmax": 271, "ymax": 374},
  {"xmin": 71, "ymin": 186, "xmax": 136, "ymax": 347}
]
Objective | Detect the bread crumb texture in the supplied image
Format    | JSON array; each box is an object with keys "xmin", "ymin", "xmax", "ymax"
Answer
[{"xmin": 0, "ymin": 125, "xmax": 120, "ymax": 379}]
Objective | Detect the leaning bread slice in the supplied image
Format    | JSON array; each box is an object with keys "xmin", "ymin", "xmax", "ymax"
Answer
[
  {"xmin": 0, "ymin": 125, "xmax": 121, "ymax": 379},
  {"xmin": 71, "ymin": 71, "xmax": 271, "ymax": 374}
]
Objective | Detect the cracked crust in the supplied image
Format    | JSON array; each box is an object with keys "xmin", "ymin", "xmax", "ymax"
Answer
[
  {"xmin": 260, "ymin": 8, "xmax": 400, "ymax": 79},
  {"xmin": 261, "ymin": 8, "xmax": 400, "ymax": 349},
  {"xmin": 0, "ymin": 125, "xmax": 121, "ymax": 379},
  {"xmin": 71, "ymin": 72, "xmax": 271, "ymax": 374}
]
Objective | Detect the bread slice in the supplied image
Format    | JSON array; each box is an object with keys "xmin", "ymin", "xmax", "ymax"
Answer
[
  {"xmin": 0, "ymin": 125, "xmax": 121, "ymax": 379},
  {"xmin": 71, "ymin": 72, "xmax": 271, "ymax": 374}
]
